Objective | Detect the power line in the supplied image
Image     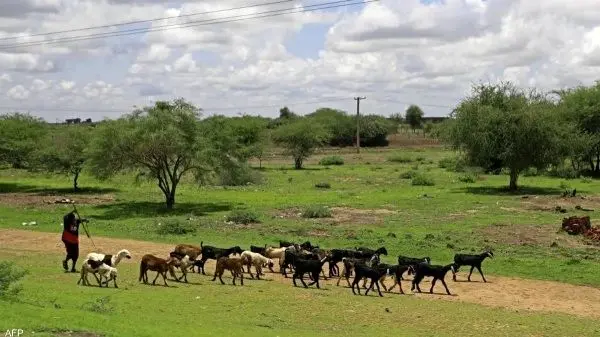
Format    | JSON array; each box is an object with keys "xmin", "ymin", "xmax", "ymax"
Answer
[
  {"xmin": 0, "ymin": 0, "xmax": 295, "ymax": 41},
  {"xmin": 0, "ymin": 0, "xmax": 375, "ymax": 50}
]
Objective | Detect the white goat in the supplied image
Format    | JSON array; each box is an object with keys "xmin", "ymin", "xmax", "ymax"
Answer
[
  {"xmin": 81, "ymin": 249, "xmax": 131, "ymax": 285},
  {"xmin": 167, "ymin": 252, "xmax": 192, "ymax": 283},
  {"xmin": 240, "ymin": 251, "xmax": 274, "ymax": 279},
  {"xmin": 77, "ymin": 259, "xmax": 118, "ymax": 288}
]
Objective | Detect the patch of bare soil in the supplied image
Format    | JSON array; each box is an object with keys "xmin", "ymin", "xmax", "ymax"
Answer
[
  {"xmin": 479, "ymin": 223, "xmax": 600, "ymax": 250},
  {"xmin": 521, "ymin": 195, "xmax": 600, "ymax": 213},
  {"xmin": 0, "ymin": 193, "xmax": 114, "ymax": 207},
  {"xmin": 274, "ymin": 207, "xmax": 397, "ymax": 226},
  {"xmin": 3, "ymin": 229, "xmax": 600, "ymax": 320}
]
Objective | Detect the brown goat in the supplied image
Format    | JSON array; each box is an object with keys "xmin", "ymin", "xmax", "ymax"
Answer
[
  {"xmin": 212, "ymin": 256, "xmax": 244, "ymax": 286},
  {"xmin": 139, "ymin": 254, "xmax": 175, "ymax": 286},
  {"xmin": 173, "ymin": 244, "xmax": 202, "ymax": 272}
]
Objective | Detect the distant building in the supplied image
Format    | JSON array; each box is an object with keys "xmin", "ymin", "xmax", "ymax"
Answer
[
  {"xmin": 65, "ymin": 118, "xmax": 81, "ymax": 124},
  {"xmin": 422, "ymin": 116, "xmax": 449, "ymax": 123}
]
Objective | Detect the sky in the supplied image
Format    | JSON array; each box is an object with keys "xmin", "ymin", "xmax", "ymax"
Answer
[{"xmin": 0, "ymin": 0, "xmax": 599, "ymax": 122}]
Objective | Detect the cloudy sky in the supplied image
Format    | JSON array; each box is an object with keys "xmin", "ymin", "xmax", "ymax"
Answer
[{"xmin": 0, "ymin": 0, "xmax": 599, "ymax": 122}]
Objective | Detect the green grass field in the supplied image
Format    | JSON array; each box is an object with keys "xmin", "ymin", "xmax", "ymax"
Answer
[{"xmin": 2, "ymin": 143, "xmax": 600, "ymax": 336}]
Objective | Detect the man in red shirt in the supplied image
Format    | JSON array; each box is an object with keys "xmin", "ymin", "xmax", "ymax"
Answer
[{"xmin": 61, "ymin": 211, "xmax": 87, "ymax": 272}]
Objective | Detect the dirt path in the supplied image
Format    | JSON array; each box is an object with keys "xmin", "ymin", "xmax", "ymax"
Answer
[{"xmin": 3, "ymin": 228, "xmax": 600, "ymax": 320}]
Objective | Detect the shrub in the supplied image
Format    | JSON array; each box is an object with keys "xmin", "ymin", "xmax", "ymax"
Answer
[
  {"xmin": 416, "ymin": 156, "xmax": 426, "ymax": 162},
  {"xmin": 547, "ymin": 164, "xmax": 579, "ymax": 179},
  {"xmin": 411, "ymin": 173, "xmax": 435, "ymax": 186},
  {"xmin": 315, "ymin": 182, "xmax": 331, "ymax": 189},
  {"xmin": 218, "ymin": 163, "xmax": 264, "ymax": 186},
  {"xmin": 155, "ymin": 219, "xmax": 196, "ymax": 235},
  {"xmin": 581, "ymin": 176, "xmax": 593, "ymax": 183},
  {"xmin": 458, "ymin": 173, "xmax": 478, "ymax": 183},
  {"xmin": 302, "ymin": 205, "xmax": 332, "ymax": 218},
  {"xmin": 0, "ymin": 261, "xmax": 27, "ymax": 299},
  {"xmin": 400, "ymin": 170, "xmax": 418, "ymax": 179},
  {"xmin": 226, "ymin": 210, "xmax": 261, "ymax": 224},
  {"xmin": 318, "ymin": 156, "xmax": 344, "ymax": 166},
  {"xmin": 387, "ymin": 155, "xmax": 412, "ymax": 163},
  {"xmin": 438, "ymin": 156, "xmax": 467, "ymax": 172},
  {"xmin": 522, "ymin": 167, "xmax": 539, "ymax": 177}
]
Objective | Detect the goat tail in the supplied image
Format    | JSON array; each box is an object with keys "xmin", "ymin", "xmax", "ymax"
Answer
[
  {"xmin": 200, "ymin": 241, "xmax": 203, "ymax": 248},
  {"xmin": 138, "ymin": 261, "xmax": 145, "ymax": 282}
]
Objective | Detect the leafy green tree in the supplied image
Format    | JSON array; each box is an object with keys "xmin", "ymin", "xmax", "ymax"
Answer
[
  {"xmin": 405, "ymin": 105, "xmax": 424, "ymax": 131},
  {"xmin": 279, "ymin": 106, "xmax": 297, "ymax": 119},
  {"xmin": 555, "ymin": 82, "xmax": 600, "ymax": 173},
  {"xmin": 272, "ymin": 118, "xmax": 329, "ymax": 169},
  {"xmin": 34, "ymin": 125, "xmax": 91, "ymax": 191},
  {"xmin": 88, "ymin": 98, "xmax": 213, "ymax": 209},
  {"xmin": 0, "ymin": 113, "xmax": 47, "ymax": 168},
  {"xmin": 445, "ymin": 82, "xmax": 570, "ymax": 190}
]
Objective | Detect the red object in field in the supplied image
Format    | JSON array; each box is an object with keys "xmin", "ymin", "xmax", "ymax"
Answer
[{"xmin": 561, "ymin": 216, "xmax": 600, "ymax": 242}]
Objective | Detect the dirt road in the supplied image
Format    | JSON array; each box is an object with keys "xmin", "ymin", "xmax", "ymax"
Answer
[{"xmin": 2, "ymin": 228, "xmax": 600, "ymax": 320}]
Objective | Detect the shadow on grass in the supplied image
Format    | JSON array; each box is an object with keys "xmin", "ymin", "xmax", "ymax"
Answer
[
  {"xmin": 251, "ymin": 167, "xmax": 324, "ymax": 172},
  {"xmin": 0, "ymin": 182, "xmax": 119, "ymax": 195},
  {"xmin": 92, "ymin": 201, "xmax": 232, "ymax": 220},
  {"xmin": 455, "ymin": 186, "xmax": 563, "ymax": 196}
]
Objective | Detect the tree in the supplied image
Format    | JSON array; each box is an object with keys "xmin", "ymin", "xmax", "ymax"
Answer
[
  {"xmin": 445, "ymin": 82, "xmax": 569, "ymax": 190},
  {"xmin": 279, "ymin": 106, "xmax": 297, "ymax": 119},
  {"xmin": 555, "ymin": 81, "xmax": 600, "ymax": 174},
  {"xmin": 272, "ymin": 118, "xmax": 329, "ymax": 169},
  {"xmin": 88, "ymin": 99, "xmax": 212, "ymax": 209},
  {"xmin": 405, "ymin": 105, "xmax": 424, "ymax": 132},
  {"xmin": 34, "ymin": 125, "xmax": 91, "ymax": 191},
  {"xmin": 0, "ymin": 113, "xmax": 47, "ymax": 168}
]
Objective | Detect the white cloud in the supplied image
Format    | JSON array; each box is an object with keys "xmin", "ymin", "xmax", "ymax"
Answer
[
  {"xmin": 0, "ymin": 0, "xmax": 600, "ymax": 121},
  {"xmin": 6, "ymin": 84, "xmax": 30, "ymax": 100}
]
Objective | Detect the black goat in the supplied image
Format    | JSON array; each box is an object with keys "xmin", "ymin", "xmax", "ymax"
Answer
[
  {"xmin": 452, "ymin": 250, "xmax": 493, "ymax": 282},
  {"xmin": 411, "ymin": 262, "xmax": 455, "ymax": 295},
  {"xmin": 375, "ymin": 263, "xmax": 414, "ymax": 294},
  {"xmin": 279, "ymin": 240, "xmax": 314, "ymax": 250},
  {"xmin": 351, "ymin": 263, "xmax": 387, "ymax": 297},
  {"xmin": 328, "ymin": 249, "xmax": 362, "ymax": 277},
  {"xmin": 336, "ymin": 255, "xmax": 379, "ymax": 288},
  {"xmin": 397, "ymin": 255, "xmax": 431, "ymax": 277},
  {"xmin": 292, "ymin": 256, "xmax": 329, "ymax": 289},
  {"xmin": 356, "ymin": 246, "xmax": 388, "ymax": 257},
  {"xmin": 250, "ymin": 244, "xmax": 267, "ymax": 256},
  {"xmin": 197, "ymin": 241, "xmax": 243, "ymax": 275}
]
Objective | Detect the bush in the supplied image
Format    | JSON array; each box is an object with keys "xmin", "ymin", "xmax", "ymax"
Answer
[
  {"xmin": 319, "ymin": 156, "xmax": 344, "ymax": 166},
  {"xmin": 438, "ymin": 156, "xmax": 467, "ymax": 172},
  {"xmin": 218, "ymin": 163, "xmax": 264, "ymax": 186},
  {"xmin": 400, "ymin": 170, "xmax": 418, "ymax": 179},
  {"xmin": 0, "ymin": 261, "xmax": 27, "ymax": 299},
  {"xmin": 416, "ymin": 156, "xmax": 426, "ymax": 162},
  {"xmin": 315, "ymin": 182, "xmax": 331, "ymax": 189},
  {"xmin": 387, "ymin": 155, "xmax": 412, "ymax": 163},
  {"xmin": 155, "ymin": 219, "xmax": 196, "ymax": 235},
  {"xmin": 302, "ymin": 205, "xmax": 332, "ymax": 218},
  {"xmin": 522, "ymin": 167, "xmax": 539, "ymax": 177},
  {"xmin": 226, "ymin": 210, "xmax": 261, "ymax": 224},
  {"xmin": 411, "ymin": 173, "xmax": 435, "ymax": 186},
  {"xmin": 458, "ymin": 173, "xmax": 478, "ymax": 183},
  {"xmin": 547, "ymin": 164, "xmax": 579, "ymax": 179}
]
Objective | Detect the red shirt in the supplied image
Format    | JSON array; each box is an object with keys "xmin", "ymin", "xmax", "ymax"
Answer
[{"xmin": 62, "ymin": 222, "xmax": 79, "ymax": 244}]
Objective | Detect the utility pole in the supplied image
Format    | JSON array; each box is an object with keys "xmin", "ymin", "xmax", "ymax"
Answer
[{"xmin": 354, "ymin": 96, "xmax": 366, "ymax": 153}]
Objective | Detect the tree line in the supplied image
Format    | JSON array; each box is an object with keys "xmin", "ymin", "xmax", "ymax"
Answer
[
  {"xmin": 3, "ymin": 79, "xmax": 598, "ymax": 208},
  {"xmin": 0, "ymin": 99, "xmax": 402, "ymax": 208}
]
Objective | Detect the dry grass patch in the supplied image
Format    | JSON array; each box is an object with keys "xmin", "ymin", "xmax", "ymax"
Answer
[
  {"xmin": 0, "ymin": 192, "xmax": 114, "ymax": 207},
  {"xmin": 274, "ymin": 207, "xmax": 397, "ymax": 225},
  {"xmin": 478, "ymin": 223, "xmax": 600, "ymax": 250}
]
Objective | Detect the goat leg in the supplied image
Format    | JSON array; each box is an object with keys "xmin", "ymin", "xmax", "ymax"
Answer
[
  {"xmin": 219, "ymin": 273, "xmax": 225, "ymax": 285},
  {"xmin": 375, "ymin": 279, "xmax": 383, "ymax": 297},
  {"xmin": 430, "ymin": 278, "xmax": 437, "ymax": 294},
  {"xmin": 474, "ymin": 266, "xmax": 486, "ymax": 282},
  {"xmin": 452, "ymin": 265, "xmax": 460, "ymax": 281},
  {"xmin": 468, "ymin": 266, "xmax": 474, "ymax": 282},
  {"xmin": 441, "ymin": 278, "xmax": 451, "ymax": 295},
  {"xmin": 152, "ymin": 272, "xmax": 160, "ymax": 285},
  {"xmin": 162, "ymin": 271, "xmax": 169, "ymax": 287}
]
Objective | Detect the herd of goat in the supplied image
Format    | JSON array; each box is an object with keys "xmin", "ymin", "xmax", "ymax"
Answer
[{"xmin": 76, "ymin": 240, "xmax": 494, "ymax": 297}]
